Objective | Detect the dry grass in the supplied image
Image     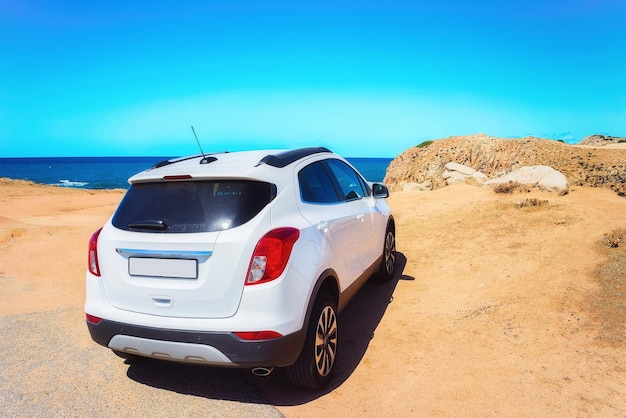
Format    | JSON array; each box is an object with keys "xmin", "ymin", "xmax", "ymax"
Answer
[
  {"xmin": 515, "ymin": 198, "xmax": 549, "ymax": 209},
  {"xmin": 602, "ymin": 229, "xmax": 625, "ymax": 248},
  {"xmin": 590, "ymin": 229, "xmax": 626, "ymax": 345},
  {"xmin": 493, "ymin": 181, "xmax": 532, "ymax": 194}
]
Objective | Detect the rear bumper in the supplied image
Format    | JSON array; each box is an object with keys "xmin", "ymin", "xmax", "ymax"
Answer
[{"xmin": 87, "ymin": 318, "xmax": 306, "ymax": 368}]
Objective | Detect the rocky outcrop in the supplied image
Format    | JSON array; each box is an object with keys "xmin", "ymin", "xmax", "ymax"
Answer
[
  {"xmin": 484, "ymin": 166, "xmax": 569, "ymax": 196},
  {"xmin": 384, "ymin": 134, "xmax": 626, "ymax": 197},
  {"xmin": 579, "ymin": 134, "xmax": 626, "ymax": 147},
  {"xmin": 442, "ymin": 162, "xmax": 487, "ymax": 186}
]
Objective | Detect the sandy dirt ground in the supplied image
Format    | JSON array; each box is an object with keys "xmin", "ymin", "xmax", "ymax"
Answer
[{"xmin": 1, "ymin": 178, "xmax": 625, "ymax": 417}]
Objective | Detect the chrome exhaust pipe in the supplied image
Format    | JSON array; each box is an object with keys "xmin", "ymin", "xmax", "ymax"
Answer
[{"xmin": 251, "ymin": 367, "xmax": 274, "ymax": 377}]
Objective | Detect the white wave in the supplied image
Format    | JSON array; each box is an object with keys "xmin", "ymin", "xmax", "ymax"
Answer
[{"xmin": 58, "ymin": 179, "xmax": 89, "ymax": 187}]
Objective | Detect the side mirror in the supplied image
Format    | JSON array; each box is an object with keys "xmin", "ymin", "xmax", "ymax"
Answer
[{"xmin": 372, "ymin": 183, "xmax": 389, "ymax": 198}]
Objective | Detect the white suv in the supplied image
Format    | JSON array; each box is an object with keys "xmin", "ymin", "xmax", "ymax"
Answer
[{"xmin": 85, "ymin": 147, "xmax": 395, "ymax": 389}]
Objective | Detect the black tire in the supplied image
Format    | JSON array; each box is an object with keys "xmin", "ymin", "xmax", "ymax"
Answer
[
  {"xmin": 376, "ymin": 224, "xmax": 396, "ymax": 282},
  {"xmin": 286, "ymin": 293, "xmax": 338, "ymax": 390}
]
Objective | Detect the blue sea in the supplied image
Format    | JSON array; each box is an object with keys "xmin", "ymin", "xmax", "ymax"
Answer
[{"xmin": 0, "ymin": 156, "xmax": 393, "ymax": 190}]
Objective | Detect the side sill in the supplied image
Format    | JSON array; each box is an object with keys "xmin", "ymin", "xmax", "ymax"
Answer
[{"xmin": 338, "ymin": 255, "xmax": 382, "ymax": 312}]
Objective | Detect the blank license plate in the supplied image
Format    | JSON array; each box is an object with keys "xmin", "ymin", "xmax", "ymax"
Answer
[{"xmin": 129, "ymin": 257, "xmax": 197, "ymax": 279}]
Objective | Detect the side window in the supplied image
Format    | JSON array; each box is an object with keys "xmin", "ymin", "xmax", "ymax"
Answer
[
  {"xmin": 326, "ymin": 159, "xmax": 368, "ymax": 201},
  {"xmin": 298, "ymin": 162, "xmax": 341, "ymax": 203}
]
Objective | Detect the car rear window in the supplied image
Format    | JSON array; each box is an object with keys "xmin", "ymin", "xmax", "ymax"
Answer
[{"xmin": 112, "ymin": 180, "xmax": 275, "ymax": 233}]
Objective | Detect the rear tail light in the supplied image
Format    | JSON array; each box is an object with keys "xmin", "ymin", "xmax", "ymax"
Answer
[
  {"xmin": 234, "ymin": 331, "xmax": 283, "ymax": 340},
  {"xmin": 85, "ymin": 313, "xmax": 102, "ymax": 324},
  {"xmin": 88, "ymin": 228, "xmax": 102, "ymax": 276},
  {"xmin": 246, "ymin": 227, "xmax": 300, "ymax": 285}
]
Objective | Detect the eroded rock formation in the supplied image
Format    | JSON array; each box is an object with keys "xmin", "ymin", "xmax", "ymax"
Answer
[{"xmin": 384, "ymin": 134, "xmax": 626, "ymax": 197}]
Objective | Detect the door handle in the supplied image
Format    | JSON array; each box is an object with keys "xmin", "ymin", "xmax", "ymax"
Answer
[{"xmin": 317, "ymin": 221, "xmax": 329, "ymax": 232}]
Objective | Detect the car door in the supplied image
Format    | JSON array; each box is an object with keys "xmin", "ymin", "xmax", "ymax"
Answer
[
  {"xmin": 296, "ymin": 160, "xmax": 367, "ymax": 289},
  {"xmin": 324, "ymin": 159, "xmax": 381, "ymax": 269}
]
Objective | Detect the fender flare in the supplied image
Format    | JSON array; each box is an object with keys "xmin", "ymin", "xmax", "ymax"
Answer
[{"xmin": 290, "ymin": 269, "xmax": 339, "ymax": 359}]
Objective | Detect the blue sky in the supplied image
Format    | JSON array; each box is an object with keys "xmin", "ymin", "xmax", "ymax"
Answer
[{"xmin": 1, "ymin": 0, "xmax": 625, "ymax": 158}]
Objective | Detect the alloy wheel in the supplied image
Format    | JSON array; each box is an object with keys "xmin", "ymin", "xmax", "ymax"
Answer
[
  {"xmin": 315, "ymin": 305, "xmax": 337, "ymax": 377},
  {"xmin": 384, "ymin": 230, "xmax": 396, "ymax": 275}
]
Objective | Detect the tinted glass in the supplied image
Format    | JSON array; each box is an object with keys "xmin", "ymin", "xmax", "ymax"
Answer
[
  {"xmin": 298, "ymin": 162, "xmax": 341, "ymax": 203},
  {"xmin": 326, "ymin": 159, "xmax": 369, "ymax": 200},
  {"xmin": 112, "ymin": 180, "xmax": 274, "ymax": 233}
]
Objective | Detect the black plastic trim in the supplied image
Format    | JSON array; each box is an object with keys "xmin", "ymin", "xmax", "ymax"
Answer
[
  {"xmin": 151, "ymin": 155, "xmax": 201, "ymax": 169},
  {"xmin": 258, "ymin": 147, "xmax": 332, "ymax": 168},
  {"xmin": 87, "ymin": 319, "xmax": 307, "ymax": 367},
  {"xmin": 151, "ymin": 154, "xmax": 218, "ymax": 169}
]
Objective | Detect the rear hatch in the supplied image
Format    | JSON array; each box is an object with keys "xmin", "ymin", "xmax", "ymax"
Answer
[{"xmin": 97, "ymin": 180, "xmax": 274, "ymax": 319}]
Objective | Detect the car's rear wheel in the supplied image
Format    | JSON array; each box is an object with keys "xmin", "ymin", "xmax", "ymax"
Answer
[
  {"xmin": 286, "ymin": 293, "xmax": 338, "ymax": 390},
  {"xmin": 376, "ymin": 224, "xmax": 396, "ymax": 282}
]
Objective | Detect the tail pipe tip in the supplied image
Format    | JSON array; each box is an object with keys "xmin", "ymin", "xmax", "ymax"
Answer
[{"xmin": 251, "ymin": 367, "xmax": 274, "ymax": 377}]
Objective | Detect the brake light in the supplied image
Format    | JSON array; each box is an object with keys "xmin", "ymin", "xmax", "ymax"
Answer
[
  {"xmin": 88, "ymin": 228, "xmax": 102, "ymax": 276},
  {"xmin": 246, "ymin": 228, "xmax": 300, "ymax": 285},
  {"xmin": 85, "ymin": 313, "xmax": 101, "ymax": 324},
  {"xmin": 234, "ymin": 331, "xmax": 283, "ymax": 340},
  {"xmin": 163, "ymin": 175, "xmax": 192, "ymax": 180}
]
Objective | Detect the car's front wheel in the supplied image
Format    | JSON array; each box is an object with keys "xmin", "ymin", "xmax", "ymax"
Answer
[{"xmin": 286, "ymin": 293, "xmax": 338, "ymax": 390}]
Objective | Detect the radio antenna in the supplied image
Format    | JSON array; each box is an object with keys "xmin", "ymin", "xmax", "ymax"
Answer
[{"xmin": 191, "ymin": 125, "xmax": 207, "ymax": 159}]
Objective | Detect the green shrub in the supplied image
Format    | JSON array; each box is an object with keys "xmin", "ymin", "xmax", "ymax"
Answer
[{"xmin": 416, "ymin": 140, "xmax": 434, "ymax": 148}]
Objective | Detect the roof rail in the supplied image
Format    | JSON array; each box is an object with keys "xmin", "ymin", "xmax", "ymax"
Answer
[{"xmin": 258, "ymin": 147, "xmax": 332, "ymax": 168}]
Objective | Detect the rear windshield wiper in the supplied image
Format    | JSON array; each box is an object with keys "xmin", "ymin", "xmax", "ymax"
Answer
[{"xmin": 128, "ymin": 220, "xmax": 168, "ymax": 231}]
